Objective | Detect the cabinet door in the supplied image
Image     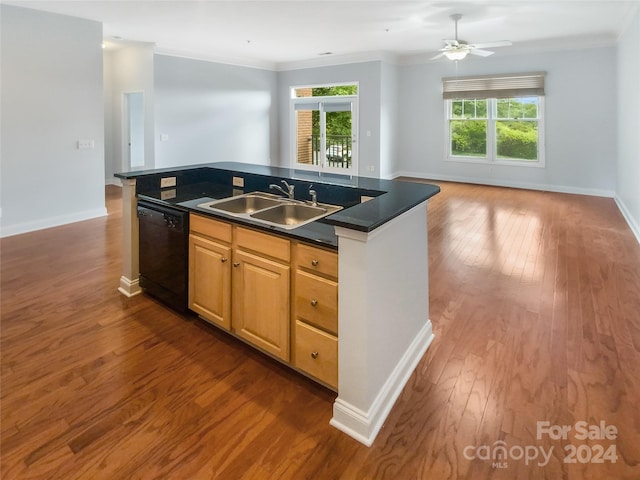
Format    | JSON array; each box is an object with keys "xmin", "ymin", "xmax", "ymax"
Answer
[
  {"xmin": 189, "ymin": 234, "xmax": 232, "ymax": 330},
  {"xmin": 233, "ymin": 250, "xmax": 290, "ymax": 361}
]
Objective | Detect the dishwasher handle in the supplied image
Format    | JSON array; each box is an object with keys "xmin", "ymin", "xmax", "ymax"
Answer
[
  {"xmin": 137, "ymin": 201, "xmax": 188, "ymax": 234},
  {"xmin": 164, "ymin": 214, "xmax": 179, "ymax": 229}
]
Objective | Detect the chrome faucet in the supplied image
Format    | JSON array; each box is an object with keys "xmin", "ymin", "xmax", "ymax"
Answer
[
  {"xmin": 269, "ymin": 180, "xmax": 295, "ymax": 199},
  {"xmin": 308, "ymin": 184, "xmax": 318, "ymax": 206}
]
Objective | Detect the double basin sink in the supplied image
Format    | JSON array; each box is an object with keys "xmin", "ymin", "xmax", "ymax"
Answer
[{"xmin": 197, "ymin": 192, "xmax": 343, "ymax": 230}]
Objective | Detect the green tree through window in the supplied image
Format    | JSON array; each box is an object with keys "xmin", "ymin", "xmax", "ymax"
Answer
[
  {"xmin": 449, "ymin": 97, "xmax": 541, "ymax": 162},
  {"xmin": 310, "ymin": 86, "xmax": 357, "ymax": 137}
]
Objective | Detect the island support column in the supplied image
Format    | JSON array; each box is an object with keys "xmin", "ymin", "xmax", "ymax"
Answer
[
  {"xmin": 330, "ymin": 200, "xmax": 434, "ymax": 446},
  {"xmin": 118, "ymin": 178, "xmax": 142, "ymax": 297}
]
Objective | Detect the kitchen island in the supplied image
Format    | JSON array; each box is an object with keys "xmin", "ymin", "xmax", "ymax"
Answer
[{"xmin": 115, "ymin": 162, "xmax": 439, "ymax": 446}]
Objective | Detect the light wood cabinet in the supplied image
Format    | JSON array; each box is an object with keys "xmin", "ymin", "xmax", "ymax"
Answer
[
  {"xmin": 294, "ymin": 320, "xmax": 338, "ymax": 388},
  {"xmin": 188, "ymin": 215, "xmax": 232, "ymax": 330},
  {"xmin": 292, "ymin": 242, "xmax": 338, "ymax": 389},
  {"xmin": 294, "ymin": 271, "xmax": 337, "ymax": 334},
  {"xmin": 232, "ymin": 228, "xmax": 290, "ymax": 361},
  {"xmin": 189, "ymin": 214, "xmax": 338, "ymax": 387}
]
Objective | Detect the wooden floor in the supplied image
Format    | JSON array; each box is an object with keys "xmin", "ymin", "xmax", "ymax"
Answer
[{"xmin": 2, "ymin": 182, "xmax": 639, "ymax": 479}]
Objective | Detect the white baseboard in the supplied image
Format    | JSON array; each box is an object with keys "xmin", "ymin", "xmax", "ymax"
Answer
[
  {"xmin": 392, "ymin": 170, "xmax": 616, "ymax": 198},
  {"xmin": 330, "ymin": 320, "xmax": 434, "ymax": 446},
  {"xmin": 106, "ymin": 177, "xmax": 122, "ymax": 186},
  {"xmin": 615, "ymin": 196, "xmax": 640, "ymax": 246},
  {"xmin": 118, "ymin": 275, "xmax": 142, "ymax": 297},
  {"xmin": 0, "ymin": 208, "xmax": 108, "ymax": 238}
]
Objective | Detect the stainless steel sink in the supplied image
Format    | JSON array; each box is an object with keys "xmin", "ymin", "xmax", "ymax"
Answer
[
  {"xmin": 197, "ymin": 192, "xmax": 342, "ymax": 230},
  {"xmin": 250, "ymin": 203, "xmax": 330, "ymax": 226},
  {"xmin": 204, "ymin": 193, "xmax": 281, "ymax": 214}
]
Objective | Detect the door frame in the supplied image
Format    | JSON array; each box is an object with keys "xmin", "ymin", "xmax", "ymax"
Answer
[
  {"xmin": 122, "ymin": 91, "xmax": 146, "ymax": 171},
  {"xmin": 289, "ymin": 84, "xmax": 358, "ymax": 176}
]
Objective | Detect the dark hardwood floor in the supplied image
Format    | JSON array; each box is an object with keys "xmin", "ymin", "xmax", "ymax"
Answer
[{"xmin": 2, "ymin": 182, "xmax": 639, "ymax": 479}]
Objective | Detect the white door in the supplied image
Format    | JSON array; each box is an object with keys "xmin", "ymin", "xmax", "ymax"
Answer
[
  {"xmin": 293, "ymin": 97, "xmax": 357, "ymax": 174},
  {"xmin": 123, "ymin": 92, "xmax": 144, "ymax": 170}
]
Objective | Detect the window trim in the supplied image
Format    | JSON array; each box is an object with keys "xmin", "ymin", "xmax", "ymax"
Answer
[
  {"xmin": 289, "ymin": 83, "xmax": 359, "ymax": 176},
  {"xmin": 445, "ymin": 96, "xmax": 545, "ymax": 168}
]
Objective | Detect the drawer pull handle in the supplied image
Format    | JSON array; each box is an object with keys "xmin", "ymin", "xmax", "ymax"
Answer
[
  {"xmin": 311, "ymin": 259, "xmax": 319, "ymax": 266},
  {"xmin": 233, "ymin": 262, "xmax": 240, "ymax": 267},
  {"xmin": 311, "ymin": 351, "xmax": 319, "ymax": 359},
  {"xmin": 221, "ymin": 257, "xmax": 228, "ymax": 263},
  {"xmin": 310, "ymin": 299, "xmax": 318, "ymax": 307}
]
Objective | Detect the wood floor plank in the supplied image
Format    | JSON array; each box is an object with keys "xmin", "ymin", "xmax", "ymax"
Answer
[{"xmin": 2, "ymin": 182, "xmax": 640, "ymax": 479}]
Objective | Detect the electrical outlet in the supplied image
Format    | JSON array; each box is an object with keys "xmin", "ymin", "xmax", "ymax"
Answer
[
  {"xmin": 232, "ymin": 176, "xmax": 245, "ymax": 187},
  {"xmin": 77, "ymin": 139, "xmax": 94, "ymax": 149},
  {"xmin": 160, "ymin": 177, "xmax": 177, "ymax": 188},
  {"xmin": 161, "ymin": 189, "xmax": 176, "ymax": 200}
]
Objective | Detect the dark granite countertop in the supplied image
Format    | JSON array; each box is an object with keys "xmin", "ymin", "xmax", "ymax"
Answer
[{"xmin": 117, "ymin": 162, "xmax": 440, "ymax": 248}]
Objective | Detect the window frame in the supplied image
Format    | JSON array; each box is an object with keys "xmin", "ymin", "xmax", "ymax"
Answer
[
  {"xmin": 289, "ymin": 82, "xmax": 359, "ymax": 176},
  {"xmin": 445, "ymin": 96, "xmax": 545, "ymax": 168}
]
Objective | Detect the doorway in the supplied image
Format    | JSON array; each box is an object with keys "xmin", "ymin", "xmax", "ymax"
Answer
[
  {"xmin": 123, "ymin": 92, "xmax": 145, "ymax": 170},
  {"xmin": 291, "ymin": 84, "xmax": 358, "ymax": 175}
]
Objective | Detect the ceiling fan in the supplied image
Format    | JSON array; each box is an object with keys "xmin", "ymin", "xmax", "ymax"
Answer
[{"xmin": 432, "ymin": 14, "xmax": 512, "ymax": 61}]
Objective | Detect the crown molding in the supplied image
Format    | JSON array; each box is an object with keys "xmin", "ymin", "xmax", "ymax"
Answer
[
  {"xmin": 155, "ymin": 33, "xmax": 620, "ymax": 71},
  {"xmin": 275, "ymin": 51, "xmax": 399, "ymax": 72},
  {"xmin": 398, "ymin": 33, "xmax": 619, "ymax": 66},
  {"xmin": 153, "ymin": 46, "xmax": 277, "ymax": 71}
]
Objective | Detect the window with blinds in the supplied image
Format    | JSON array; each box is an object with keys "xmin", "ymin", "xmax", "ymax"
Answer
[
  {"xmin": 442, "ymin": 72, "xmax": 545, "ymax": 99},
  {"xmin": 443, "ymin": 72, "xmax": 545, "ymax": 165}
]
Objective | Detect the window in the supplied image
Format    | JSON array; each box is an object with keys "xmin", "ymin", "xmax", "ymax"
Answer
[
  {"xmin": 444, "ymin": 73, "xmax": 545, "ymax": 166},
  {"xmin": 291, "ymin": 84, "xmax": 358, "ymax": 175}
]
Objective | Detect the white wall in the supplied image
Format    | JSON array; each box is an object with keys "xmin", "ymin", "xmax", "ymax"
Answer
[
  {"xmin": 616, "ymin": 7, "xmax": 640, "ymax": 242},
  {"xmin": 0, "ymin": 5, "xmax": 106, "ymax": 237},
  {"xmin": 153, "ymin": 54, "xmax": 278, "ymax": 168},
  {"xmin": 104, "ymin": 44, "xmax": 155, "ymax": 181},
  {"xmin": 277, "ymin": 62, "xmax": 382, "ymax": 177},
  {"xmin": 103, "ymin": 48, "xmax": 115, "ymax": 184},
  {"xmin": 396, "ymin": 47, "xmax": 618, "ymax": 196},
  {"xmin": 380, "ymin": 61, "xmax": 399, "ymax": 179}
]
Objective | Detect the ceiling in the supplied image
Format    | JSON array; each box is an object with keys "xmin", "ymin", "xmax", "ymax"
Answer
[{"xmin": 7, "ymin": 0, "xmax": 640, "ymax": 69}]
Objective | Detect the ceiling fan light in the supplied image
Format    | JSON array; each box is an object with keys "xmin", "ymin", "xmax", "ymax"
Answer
[{"xmin": 444, "ymin": 50, "xmax": 469, "ymax": 61}]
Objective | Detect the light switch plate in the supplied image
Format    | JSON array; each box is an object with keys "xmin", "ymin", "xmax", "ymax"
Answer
[
  {"xmin": 77, "ymin": 139, "xmax": 94, "ymax": 149},
  {"xmin": 160, "ymin": 177, "xmax": 177, "ymax": 188}
]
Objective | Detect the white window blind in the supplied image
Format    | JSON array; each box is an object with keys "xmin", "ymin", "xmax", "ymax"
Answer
[
  {"xmin": 442, "ymin": 72, "xmax": 545, "ymax": 100},
  {"xmin": 323, "ymin": 101, "xmax": 352, "ymax": 112},
  {"xmin": 294, "ymin": 102, "xmax": 320, "ymax": 111}
]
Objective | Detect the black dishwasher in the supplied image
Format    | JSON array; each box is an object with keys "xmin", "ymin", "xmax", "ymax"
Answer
[{"xmin": 137, "ymin": 200, "xmax": 189, "ymax": 312}]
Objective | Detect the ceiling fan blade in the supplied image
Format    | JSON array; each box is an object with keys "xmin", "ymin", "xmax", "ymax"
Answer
[
  {"xmin": 430, "ymin": 52, "xmax": 446, "ymax": 60},
  {"xmin": 469, "ymin": 49, "xmax": 495, "ymax": 57},
  {"xmin": 470, "ymin": 40, "xmax": 512, "ymax": 49}
]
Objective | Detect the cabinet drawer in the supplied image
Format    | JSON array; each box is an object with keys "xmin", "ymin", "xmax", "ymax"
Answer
[
  {"xmin": 295, "ymin": 243, "xmax": 338, "ymax": 279},
  {"xmin": 294, "ymin": 321, "xmax": 337, "ymax": 389},
  {"xmin": 295, "ymin": 271, "xmax": 337, "ymax": 335},
  {"xmin": 236, "ymin": 227, "xmax": 290, "ymax": 262},
  {"xmin": 190, "ymin": 214, "xmax": 232, "ymax": 243}
]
